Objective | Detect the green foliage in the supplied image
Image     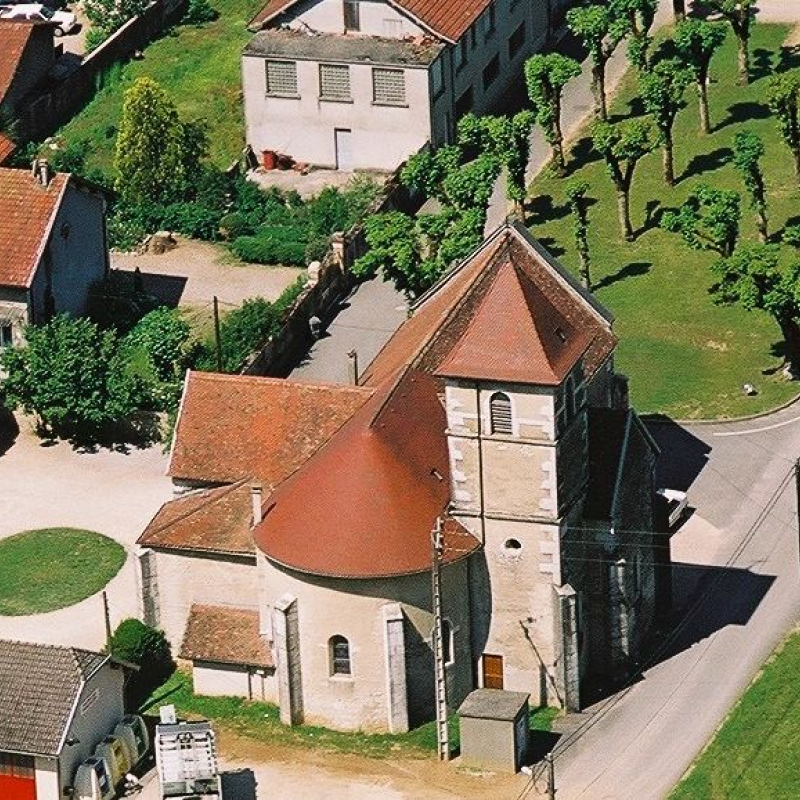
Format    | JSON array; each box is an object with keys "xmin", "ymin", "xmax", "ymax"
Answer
[
  {"xmin": 732, "ymin": 130, "xmax": 768, "ymax": 240},
  {"xmin": 661, "ymin": 184, "xmax": 741, "ymax": 256},
  {"xmin": 565, "ymin": 179, "xmax": 592, "ymax": 288},
  {"xmin": 229, "ymin": 233, "xmax": 307, "ymax": 266},
  {"xmin": 126, "ymin": 308, "xmax": 191, "ymax": 383},
  {"xmin": 401, "ymin": 146, "xmax": 462, "ymax": 205},
  {"xmin": 109, "ymin": 619, "xmax": 174, "ymax": 711},
  {"xmin": 353, "ymin": 211, "xmax": 421, "ymax": 286},
  {"xmin": 114, "ymin": 77, "xmax": 208, "ymax": 206},
  {"xmin": 161, "ymin": 201, "xmax": 220, "ymax": 240},
  {"xmin": 84, "ymin": 0, "xmax": 147, "ymax": 39},
  {"xmin": 1, "ymin": 315, "xmax": 138, "ymax": 439},
  {"xmin": 183, "ymin": 0, "xmax": 217, "ymax": 23},
  {"xmin": 767, "ymin": 71, "xmax": 800, "ymax": 177},
  {"xmin": 85, "ymin": 27, "xmax": 108, "ymax": 53},
  {"xmin": 704, "ymin": 0, "xmax": 756, "ymax": 84},
  {"xmin": 783, "ymin": 224, "xmax": 800, "ymax": 249},
  {"xmin": 611, "ymin": 0, "xmax": 658, "ymax": 70}
]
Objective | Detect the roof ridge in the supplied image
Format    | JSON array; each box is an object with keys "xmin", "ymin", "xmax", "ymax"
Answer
[{"xmin": 188, "ymin": 370, "xmax": 374, "ymax": 394}]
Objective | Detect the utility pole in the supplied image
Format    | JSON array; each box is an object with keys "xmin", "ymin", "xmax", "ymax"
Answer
[
  {"xmin": 213, "ymin": 296, "xmax": 223, "ymax": 372},
  {"xmin": 102, "ymin": 590, "xmax": 112, "ymax": 649},
  {"xmin": 546, "ymin": 752, "xmax": 556, "ymax": 800},
  {"xmin": 795, "ymin": 458, "xmax": 800, "ymax": 571},
  {"xmin": 431, "ymin": 517, "xmax": 450, "ymax": 762}
]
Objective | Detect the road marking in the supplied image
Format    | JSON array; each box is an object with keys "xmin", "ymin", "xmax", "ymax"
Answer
[{"xmin": 712, "ymin": 414, "xmax": 800, "ymax": 437}]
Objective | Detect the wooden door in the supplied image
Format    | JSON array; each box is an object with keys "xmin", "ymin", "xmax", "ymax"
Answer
[
  {"xmin": 335, "ymin": 129, "xmax": 353, "ymax": 170},
  {"xmin": 482, "ymin": 654, "xmax": 504, "ymax": 689}
]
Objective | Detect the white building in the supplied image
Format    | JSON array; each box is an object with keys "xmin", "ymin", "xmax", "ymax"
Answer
[{"xmin": 243, "ymin": 0, "xmax": 573, "ymax": 171}]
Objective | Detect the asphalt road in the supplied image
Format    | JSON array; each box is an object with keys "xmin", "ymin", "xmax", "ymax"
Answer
[{"xmin": 549, "ymin": 401, "xmax": 800, "ymax": 799}]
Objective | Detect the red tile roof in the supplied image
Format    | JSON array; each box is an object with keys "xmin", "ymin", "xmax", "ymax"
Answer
[
  {"xmin": 249, "ymin": 0, "xmax": 491, "ymax": 41},
  {"xmin": 180, "ymin": 605, "xmax": 273, "ymax": 668},
  {"xmin": 0, "ymin": 22, "xmax": 36, "ymax": 106},
  {"xmin": 0, "ymin": 168, "xmax": 68, "ymax": 288},
  {"xmin": 436, "ymin": 260, "xmax": 594, "ymax": 384},
  {"xmin": 0, "ymin": 133, "xmax": 15, "ymax": 164},
  {"xmin": 138, "ymin": 481, "xmax": 256, "ymax": 556},
  {"xmin": 169, "ymin": 372, "xmax": 374, "ymax": 486}
]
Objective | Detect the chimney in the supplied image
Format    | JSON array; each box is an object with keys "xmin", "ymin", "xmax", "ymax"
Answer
[
  {"xmin": 250, "ymin": 482, "xmax": 263, "ymax": 527},
  {"xmin": 347, "ymin": 349, "xmax": 359, "ymax": 385},
  {"xmin": 32, "ymin": 158, "xmax": 52, "ymax": 188}
]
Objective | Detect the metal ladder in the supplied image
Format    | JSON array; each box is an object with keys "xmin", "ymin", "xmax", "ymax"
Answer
[{"xmin": 431, "ymin": 518, "xmax": 450, "ymax": 762}]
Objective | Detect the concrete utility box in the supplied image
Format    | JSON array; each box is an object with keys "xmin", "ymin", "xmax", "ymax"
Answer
[{"xmin": 458, "ymin": 689, "xmax": 530, "ymax": 773}]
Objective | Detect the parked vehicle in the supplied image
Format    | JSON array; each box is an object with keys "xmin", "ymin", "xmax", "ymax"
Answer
[
  {"xmin": 94, "ymin": 734, "xmax": 133, "ymax": 789},
  {"xmin": 657, "ymin": 488, "xmax": 689, "ymax": 529},
  {"xmin": 155, "ymin": 720, "xmax": 222, "ymax": 798},
  {"xmin": 114, "ymin": 714, "xmax": 150, "ymax": 768},
  {"xmin": 0, "ymin": 3, "xmax": 77, "ymax": 34},
  {"xmin": 73, "ymin": 756, "xmax": 115, "ymax": 800}
]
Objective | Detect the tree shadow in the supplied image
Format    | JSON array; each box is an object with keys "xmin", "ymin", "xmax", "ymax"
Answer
[
  {"xmin": 592, "ymin": 261, "xmax": 651, "ymax": 291},
  {"xmin": 638, "ymin": 199, "xmax": 664, "ymax": 237},
  {"xmin": 536, "ymin": 236, "xmax": 566, "ymax": 258},
  {"xmin": 0, "ymin": 407, "xmax": 19, "ymax": 458},
  {"xmin": 220, "ymin": 769, "xmax": 258, "ymax": 800},
  {"xmin": 716, "ymin": 101, "xmax": 771, "ymax": 130},
  {"xmin": 567, "ymin": 135, "xmax": 601, "ymax": 174},
  {"xmin": 526, "ymin": 194, "xmax": 570, "ymax": 226},
  {"xmin": 68, "ymin": 411, "xmax": 163, "ymax": 454},
  {"xmin": 750, "ymin": 47, "xmax": 775, "ymax": 83},
  {"xmin": 610, "ymin": 95, "xmax": 646, "ymax": 123},
  {"xmin": 777, "ymin": 44, "xmax": 800, "ymax": 74},
  {"xmin": 680, "ymin": 147, "xmax": 732, "ymax": 182}
]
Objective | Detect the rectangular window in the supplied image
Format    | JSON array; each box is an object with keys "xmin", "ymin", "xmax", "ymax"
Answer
[
  {"xmin": 320, "ymin": 64, "xmax": 351, "ymax": 101},
  {"xmin": 383, "ymin": 17, "xmax": 401, "ymax": 37},
  {"xmin": 431, "ymin": 59, "xmax": 444, "ymax": 97},
  {"xmin": 483, "ymin": 55, "xmax": 500, "ymax": 90},
  {"xmin": 344, "ymin": 0, "xmax": 360, "ymax": 32},
  {"xmin": 0, "ymin": 753, "xmax": 35, "ymax": 778},
  {"xmin": 455, "ymin": 86, "xmax": 473, "ymax": 117},
  {"xmin": 482, "ymin": 5, "xmax": 496, "ymax": 40},
  {"xmin": 265, "ymin": 60, "xmax": 298, "ymax": 96},
  {"xmin": 508, "ymin": 21, "xmax": 525, "ymax": 59},
  {"xmin": 470, "ymin": 23, "xmax": 477, "ymax": 49},
  {"xmin": 0, "ymin": 324, "xmax": 12, "ymax": 347},
  {"xmin": 455, "ymin": 38, "xmax": 468, "ymax": 70},
  {"xmin": 373, "ymin": 67, "xmax": 406, "ymax": 105}
]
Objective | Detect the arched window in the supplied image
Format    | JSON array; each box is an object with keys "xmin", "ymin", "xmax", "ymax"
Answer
[
  {"xmin": 329, "ymin": 635, "xmax": 351, "ymax": 676},
  {"xmin": 489, "ymin": 392, "xmax": 513, "ymax": 435}
]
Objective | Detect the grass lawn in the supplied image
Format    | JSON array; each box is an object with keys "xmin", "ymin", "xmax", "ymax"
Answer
[
  {"xmin": 57, "ymin": 0, "xmax": 265, "ymax": 176},
  {"xmin": 0, "ymin": 528, "xmax": 126, "ymax": 615},
  {"xmin": 530, "ymin": 23, "xmax": 800, "ymax": 419},
  {"xmin": 670, "ymin": 628, "xmax": 800, "ymax": 799},
  {"xmin": 142, "ymin": 670, "xmax": 559, "ymax": 759}
]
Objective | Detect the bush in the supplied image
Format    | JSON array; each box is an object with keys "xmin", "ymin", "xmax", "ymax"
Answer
[
  {"xmin": 229, "ymin": 233, "xmax": 307, "ymax": 265},
  {"xmin": 183, "ymin": 0, "xmax": 217, "ymax": 23},
  {"xmin": 109, "ymin": 619, "xmax": 174, "ymax": 711},
  {"xmin": 219, "ymin": 212, "xmax": 254, "ymax": 240},
  {"xmin": 126, "ymin": 307, "xmax": 191, "ymax": 383},
  {"xmin": 85, "ymin": 27, "xmax": 107, "ymax": 53},
  {"xmin": 161, "ymin": 201, "xmax": 221, "ymax": 240}
]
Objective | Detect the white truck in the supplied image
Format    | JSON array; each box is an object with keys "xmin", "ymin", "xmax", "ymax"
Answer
[{"xmin": 155, "ymin": 717, "xmax": 222, "ymax": 799}]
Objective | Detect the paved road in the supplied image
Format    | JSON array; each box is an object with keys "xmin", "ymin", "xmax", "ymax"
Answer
[{"xmin": 548, "ymin": 402, "xmax": 800, "ymax": 799}]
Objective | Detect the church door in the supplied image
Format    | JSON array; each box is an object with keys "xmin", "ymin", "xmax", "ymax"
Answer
[{"xmin": 482, "ymin": 654, "xmax": 504, "ymax": 689}]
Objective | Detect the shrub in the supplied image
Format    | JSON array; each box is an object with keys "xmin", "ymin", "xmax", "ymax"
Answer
[
  {"xmin": 229, "ymin": 233, "xmax": 307, "ymax": 265},
  {"xmin": 219, "ymin": 212, "xmax": 254, "ymax": 240},
  {"xmin": 161, "ymin": 201, "xmax": 221, "ymax": 240},
  {"xmin": 126, "ymin": 307, "xmax": 191, "ymax": 383},
  {"xmin": 85, "ymin": 27, "xmax": 108, "ymax": 53},
  {"xmin": 183, "ymin": 0, "xmax": 217, "ymax": 23},
  {"xmin": 109, "ymin": 619, "xmax": 174, "ymax": 711}
]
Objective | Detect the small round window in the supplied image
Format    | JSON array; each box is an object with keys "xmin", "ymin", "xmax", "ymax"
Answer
[{"xmin": 503, "ymin": 538, "xmax": 522, "ymax": 552}]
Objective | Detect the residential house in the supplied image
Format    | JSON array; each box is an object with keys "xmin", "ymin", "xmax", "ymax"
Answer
[
  {"xmin": 243, "ymin": 0, "xmax": 574, "ymax": 171},
  {"xmin": 0, "ymin": 640, "xmax": 126, "ymax": 800},
  {"xmin": 137, "ymin": 222, "xmax": 663, "ymax": 731},
  {"xmin": 0, "ymin": 165, "xmax": 109, "ymax": 348}
]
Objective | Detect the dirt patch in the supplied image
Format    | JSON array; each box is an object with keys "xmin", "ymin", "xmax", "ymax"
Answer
[{"xmin": 785, "ymin": 24, "xmax": 800, "ymax": 48}]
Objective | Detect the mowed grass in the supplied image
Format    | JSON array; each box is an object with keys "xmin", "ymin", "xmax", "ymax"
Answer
[
  {"xmin": 670, "ymin": 628, "xmax": 800, "ymax": 799},
  {"xmin": 142, "ymin": 670, "xmax": 558, "ymax": 759},
  {"xmin": 530, "ymin": 23, "xmax": 800, "ymax": 419},
  {"xmin": 58, "ymin": 0, "xmax": 265, "ymax": 175},
  {"xmin": 0, "ymin": 528, "xmax": 126, "ymax": 615}
]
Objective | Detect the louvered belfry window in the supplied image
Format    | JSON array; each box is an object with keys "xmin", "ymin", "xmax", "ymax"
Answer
[{"xmin": 489, "ymin": 392, "xmax": 513, "ymax": 435}]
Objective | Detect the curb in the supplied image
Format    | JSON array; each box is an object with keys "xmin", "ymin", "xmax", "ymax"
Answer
[{"xmin": 641, "ymin": 391, "xmax": 800, "ymax": 427}]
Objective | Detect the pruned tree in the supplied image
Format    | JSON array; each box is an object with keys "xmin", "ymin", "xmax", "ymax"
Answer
[
  {"xmin": 114, "ymin": 78, "xmax": 208, "ymax": 207},
  {"xmin": 710, "ymin": 244, "xmax": 800, "ymax": 377},
  {"xmin": 457, "ymin": 111, "xmax": 535, "ymax": 208},
  {"xmin": 592, "ymin": 118, "xmax": 658, "ymax": 240},
  {"xmin": 639, "ymin": 58, "xmax": 693, "ymax": 185},
  {"xmin": 732, "ymin": 130, "xmax": 768, "ymax": 242},
  {"xmin": 674, "ymin": 18, "xmax": 727, "ymax": 134},
  {"xmin": 783, "ymin": 224, "xmax": 800, "ymax": 253},
  {"xmin": 767, "ymin": 71, "xmax": 800, "ymax": 180},
  {"xmin": 566, "ymin": 5, "xmax": 629, "ymax": 120},
  {"xmin": 565, "ymin": 180, "xmax": 593, "ymax": 289},
  {"xmin": 704, "ymin": 0, "xmax": 757, "ymax": 85},
  {"xmin": 524, "ymin": 54, "xmax": 582, "ymax": 176},
  {"xmin": 661, "ymin": 184, "xmax": 741, "ymax": 256},
  {"xmin": 611, "ymin": 0, "xmax": 659, "ymax": 71}
]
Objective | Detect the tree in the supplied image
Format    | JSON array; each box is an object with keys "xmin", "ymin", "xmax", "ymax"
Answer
[
  {"xmin": 639, "ymin": 58, "xmax": 693, "ymax": 185},
  {"xmin": 524, "ymin": 54, "xmax": 582, "ymax": 176},
  {"xmin": 565, "ymin": 180, "xmax": 593, "ymax": 289},
  {"xmin": 710, "ymin": 244, "xmax": 800, "ymax": 376},
  {"xmin": 611, "ymin": 0, "xmax": 659, "ymax": 71},
  {"xmin": 661, "ymin": 184, "xmax": 741, "ymax": 256},
  {"xmin": 84, "ymin": 0, "xmax": 147, "ymax": 38},
  {"xmin": 567, "ymin": 5, "xmax": 629, "ymax": 121},
  {"xmin": 109, "ymin": 619, "xmax": 174, "ymax": 710},
  {"xmin": 592, "ymin": 119, "xmax": 657, "ymax": 240},
  {"xmin": 0, "ymin": 315, "xmax": 137, "ymax": 439},
  {"xmin": 125, "ymin": 307, "xmax": 191, "ymax": 383},
  {"xmin": 732, "ymin": 130, "xmax": 768, "ymax": 242},
  {"xmin": 114, "ymin": 78, "xmax": 208, "ymax": 207},
  {"xmin": 767, "ymin": 71, "xmax": 800, "ymax": 180},
  {"xmin": 704, "ymin": 0, "xmax": 757, "ymax": 85},
  {"xmin": 675, "ymin": 19, "xmax": 727, "ymax": 134}
]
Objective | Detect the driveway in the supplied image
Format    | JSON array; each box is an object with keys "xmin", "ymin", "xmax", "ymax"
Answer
[
  {"xmin": 546, "ymin": 401, "xmax": 800, "ymax": 799},
  {"xmin": 0, "ymin": 413, "xmax": 171, "ymax": 649}
]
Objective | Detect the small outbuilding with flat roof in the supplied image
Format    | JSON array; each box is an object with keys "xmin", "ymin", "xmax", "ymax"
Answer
[{"xmin": 458, "ymin": 688, "xmax": 530, "ymax": 773}]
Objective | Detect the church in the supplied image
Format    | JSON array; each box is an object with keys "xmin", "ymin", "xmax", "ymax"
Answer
[{"xmin": 137, "ymin": 222, "xmax": 663, "ymax": 731}]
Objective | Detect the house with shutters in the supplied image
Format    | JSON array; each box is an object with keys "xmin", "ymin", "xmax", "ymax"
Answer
[
  {"xmin": 0, "ymin": 164, "xmax": 109, "ymax": 349},
  {"xmin": 0, "ymin": 640, "xmax": 126, "ymax": 800},
  {"xmin": 242, "ymin": 0, "xmax": 574, "ymax": 171},
  {"xmin": 137, "ymin": 221, "xmax": 665, "ymax": 731}
]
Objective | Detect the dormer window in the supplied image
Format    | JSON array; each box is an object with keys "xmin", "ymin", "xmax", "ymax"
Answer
[
  {"xmin": 555, "ymin": 327, "xmax": 567, "ymax": 343},
  {"xmin": 344, "ymin": 0, "xmax": 360, "ymax": 31},
  {"xmin": 489, "ymin": 392, "xmax": 513, "ymax": 435}
]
